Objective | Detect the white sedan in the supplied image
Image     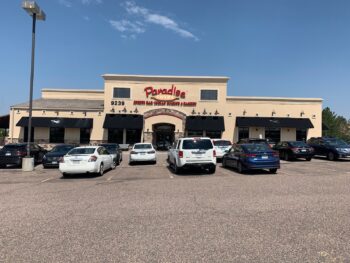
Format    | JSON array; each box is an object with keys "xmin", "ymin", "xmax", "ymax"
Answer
[
  {"xmin": 129, "ymin": 143, "xmax": 157, "ymax": 164},
  {"xmin": 59, "ymin": 146, "xmax": 115, "ymax": 177}
]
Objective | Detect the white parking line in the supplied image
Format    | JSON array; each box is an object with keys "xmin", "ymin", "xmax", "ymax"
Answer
[
  {"xmin": 107, "ymin": 175, "xmax": 114, "ymax": 181},
  {"xmin": 41, "ymin": 177, "xmax": 55, "ymax": 183},
  {"xmin": 169, "ymin": 174, "xmax": 174, "ymax": 179}
]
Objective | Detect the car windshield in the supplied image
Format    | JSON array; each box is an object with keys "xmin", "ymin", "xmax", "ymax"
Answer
[
  {"xmin": 213, "ymin": 140, "xmax": 231, "ymax": 146},
  {"xmin": 242, "ymin": 144, "xmax": 271, "ymax": 152},
  {"xmin": 134, "ymin": 144, "xmax": 152, "ymax": 149},
  {"xmin": 182, "ymin": 139, "xmax": 213, "ymax": 150},
  {"xmin": 324, "ymin": 139, "xmax": 348, "ymax": 147},
  {"xmin": 289, "ymin": 141, "xmax": 308, "ymax": 147},
  {"xmin": 100, "ymin": 145, "xmax": 117, "ymax": 153},
  {"xmin": 68, "ymin": 148, "xmax": 95, "ymax": 155},
  {"xmin": 50, "ymin": 145, "xmax": 74, "ymax": 153}
]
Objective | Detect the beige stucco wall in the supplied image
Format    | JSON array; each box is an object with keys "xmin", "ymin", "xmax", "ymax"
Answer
[
  {"xmin": 65, "ymin": 128, "xmax": 80, "ymax": 143},
  {"xmin": 7, "ymin": 75, "xmax": 323, "ymax": 145},
  {"xmin": 280, "ymin": 128, "xmax": 296, "ymax": 141},
  {"xmin": 34, "ymin": 127, "xmax": 49, "ymax": 143}
]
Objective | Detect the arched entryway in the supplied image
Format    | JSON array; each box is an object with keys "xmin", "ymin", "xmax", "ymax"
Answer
[{"xmin": 153, "ymin": 123, "xmax": 175, "ymax": 150}]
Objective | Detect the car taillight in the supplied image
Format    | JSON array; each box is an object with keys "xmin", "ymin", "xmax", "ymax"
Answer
[
  {"xmin": 245, "ymin": 153, "xmax": 257, "ymax": 158},
  {"xmin": 88, "ymin": 155, "xmax": 98, "ymax": 162},
  {"xmin": 178, "ymin": 151, "xmax": 183, "ymax": 158},
  {"xmin": 17, "ymin": 150, "xmax": 27, "ymax": 156},
  {"xmin": 59, "ymin": 157, "xmax": 65, "ymax": 163},
  {"xmin": 213, "ymin": 150, "xmax": 216, "ymax": 157},
  {"xmin": 291, "ymin": 147, "xmax": 299, "ymax": 153},
  {"xmin": 147, "ymin": 150, "xmax": 155, "ymax": 154}
]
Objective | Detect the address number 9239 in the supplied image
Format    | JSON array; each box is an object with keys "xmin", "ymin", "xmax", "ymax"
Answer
[{"xmin": 111, "ymin": 101, "xmax": 125, "ymax": 106}]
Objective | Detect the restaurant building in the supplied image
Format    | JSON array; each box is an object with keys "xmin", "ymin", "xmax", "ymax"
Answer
[{"xmin": 7, "ymin": 74, "xmax": 323, "ymax": 146}]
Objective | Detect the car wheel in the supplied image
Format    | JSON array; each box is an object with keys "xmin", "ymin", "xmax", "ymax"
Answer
[
  {"xmin": 0, "ymin": 164, "xmax": 6, "ymax": 168},
  {"xmin": 237, "ymin": 162, "xmax": 244, "ymax": 174},
  {"xmin": 62, "ymin": 173, "xmax": 69, "ymax": 178},
  {"xmin": 153, "ymin": 160, "xmax": 157, "ymax": 165},
  {"xmin": 306, "ymin": 157, "xmax": 312, "ymax": 161},
  {"xmin": 98, "ymin": 163, "xmax": 104, "ymax": 176},
  {"xmin": 222, "ymin": 159, "xmax": 226, "ymax": 168},
  {"xmin": 327, "ymin": 152, "xmax": 336, "ymax": 161},
  {"xmin": 174, "ymin": 162, "xmax": 181, "ymax": 174},
  {"xmin": 269, "ymin": 168, "xmax": 278, "ymax": 174},
  {"xmin": 208, "ymin": 166, "xmax": 216, "ymax": 174},
  {"xmin": 284, "ymin": 152, "xmax": 290, "ymax": 161},
  {"xmin": 111, "ymin": 160, "xmax": 117, "ymax": 170}
]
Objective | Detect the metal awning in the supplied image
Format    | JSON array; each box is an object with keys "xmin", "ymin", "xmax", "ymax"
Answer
[
  {"xmin": 103, "ymin": 114, "xmax": 143, "ymax": 129},
  {"xmin": 0, "ymin": 115, "xmax": 9, "ymax": 129},
  {"xmin": 236, "ymin": 117, "xmax": 314, "ymax": 129},
  {"xmin": 16, "ymin": 117, "xmax": 93, "ymax": 128},
  {"xmin": 185, "ymin": 116, "xmax": 225, "ymax": 131}
]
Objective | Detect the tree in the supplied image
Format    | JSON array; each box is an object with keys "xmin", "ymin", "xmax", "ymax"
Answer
[{"xmin": 322, "ymin": 107, "xmax": 350, "ymax": 142}]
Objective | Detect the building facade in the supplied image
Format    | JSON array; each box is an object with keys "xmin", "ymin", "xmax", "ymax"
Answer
[{"xmin": 8, "ymin": 74, "xmax": 323, "ymax": 146}]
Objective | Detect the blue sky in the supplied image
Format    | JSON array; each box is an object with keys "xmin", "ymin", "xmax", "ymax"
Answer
[{"xmin": 1, "ymin": 0, "xmax": 350, "ymax": 118}]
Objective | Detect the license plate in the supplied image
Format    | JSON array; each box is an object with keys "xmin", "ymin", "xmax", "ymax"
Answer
[
  {"xmin": 52, "ymin": 161, "xmax": 58, "ymax": 164},
  {"xmin": 73, "ymin": 160, "xmax": 80, "ymax": 164},
  {"xmin": 140, "ymin": 153, "xmax": 146, "ymax": 155},
  {"xmin": 301, "ymin": 149, "xmax": 307, "ymax": 152},
  {"xmin": 5, "ymin": 153, "xmax": 11, "ymax": 156},
  {"xmin": 262, "ymin": 155, "xmax": 268, "ymax": 159}
]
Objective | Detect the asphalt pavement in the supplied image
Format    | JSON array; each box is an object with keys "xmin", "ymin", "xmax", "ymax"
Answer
[{"xmin": 0, "ymin": 152, "xmax": 349, "ymax": 262}]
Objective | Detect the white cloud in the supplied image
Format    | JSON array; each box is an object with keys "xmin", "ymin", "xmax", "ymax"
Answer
[
  {"xmin": 121, "ymin": 1, "xmax": 199, "ymax": 41},
  {"xmin": 59, "ymin": 0, "xmax": 72, "ymax": 7},
  {"xmin": 109, "ymin": 19, "xmax": 145, "ymax": 34}
]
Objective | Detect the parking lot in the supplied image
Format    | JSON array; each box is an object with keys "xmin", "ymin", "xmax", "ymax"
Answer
[{"xmin": 0, "ymin": 152, "xmax": 350, "ymax": 262}]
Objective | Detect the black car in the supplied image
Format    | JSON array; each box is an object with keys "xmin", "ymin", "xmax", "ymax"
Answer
[
  {"xmin": 307, "ymin": 137, "xmax": 350, "ymax": 161},
  {"xmin": 0, "ymin": 143, "xmax": 47, "ymax": 168},
  {"xmin": 273, "ymin": 141, "xmax": 314, "ymax": 161},
  {"xmin": 42, "ymin": 144, "xmax": 76, "ymax": 168},
  {"xmin": 99, "ymin": 143, "xmax": 122, "ymax": 166},
  {"xmin": 156, "ymin": 141, "xmax": 171, "ymax": 151}
]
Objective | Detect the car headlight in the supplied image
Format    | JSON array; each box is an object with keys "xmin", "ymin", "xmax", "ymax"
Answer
[{"xmin": 336, "ymin": 148, "xmax": 344, "ymax": 152}]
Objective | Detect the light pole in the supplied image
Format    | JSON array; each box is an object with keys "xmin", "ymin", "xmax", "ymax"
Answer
[{"xmin": 22, "ymin": 1, "xmax": 45, "ymax": 171}]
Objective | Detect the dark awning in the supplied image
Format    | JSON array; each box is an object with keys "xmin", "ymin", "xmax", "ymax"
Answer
[
  {"xmin": 185, "ymin": 116, "xmax": 225, "ymax": 131},
  {"xmin": 103, "ymin": 114, "xmax": 143, "ymax": 129},
  {"xmin": 236, "ymin": 117, "xmax": 314, "ymax": 129},
  {"xmin": 0, "ymin": 115, "xmax": 9, "ymax": 129},
  {"xmin": 16, "ymin": 117, "xmax": 93, "ymax": 128}
]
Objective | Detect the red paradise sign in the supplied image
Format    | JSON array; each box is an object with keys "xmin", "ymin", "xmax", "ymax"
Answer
[{"xmin": 144, "ymin": 85, "xmax": 186, "ymax": 102}]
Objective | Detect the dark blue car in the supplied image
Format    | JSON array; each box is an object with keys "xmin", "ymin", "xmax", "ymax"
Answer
[{"xmin": 222, "ymin": 143, "xmax": 280, "ymax": 173}]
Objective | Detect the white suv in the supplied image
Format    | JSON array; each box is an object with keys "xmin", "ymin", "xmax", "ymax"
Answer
[
  {"xmin": 167, "ymin": 137, "xmax": 217, "ymax": 174},
  {"xmin": 212, "ymin": 139, "xmax": 232, "ymax": 160}
]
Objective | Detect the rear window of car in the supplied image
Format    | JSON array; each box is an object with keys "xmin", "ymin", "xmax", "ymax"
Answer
[
  {"xmin": 51, "ymin": 146, "xmax": 74, "ymax": 153},
  {"xmin": 68, "ymin": 148, "xmax": 95, "ymax": 155},
  {"xmin": 134, "ymin": 144, "xmax": 152, "ymax": 149},
  {"xmin": 242, "ymin": 144, "xmax": 270, "ymax": 152},
  {"xmin": 182, "ymin": 139, "xmax": 213, "ymax": 150},
  {"xmin": 101, "ymin": 145, "xmax": 117, "ymax": 153},
  {"xmin": 289, "ymin": 141, "xmax": 308, "ymax": 147},
  {"xmin": 324, "ymin": 139, "xmax": 348, "ymax": 147},
  {"xmin": 213, "ymin": 140, "xmax": 231, "ymax": 146},
  {"xmin": 2, "ymin": 145, "xmax": 25, "ymax": 150}
]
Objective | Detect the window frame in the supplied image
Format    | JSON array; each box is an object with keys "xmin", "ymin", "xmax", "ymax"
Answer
[
  {"xmin": 200, "ymin": 89, "xmax": 218, "ymax": 101},
  {"xmin": 113, "ymin": 87, "xmax": 131, "ymax": 99}
]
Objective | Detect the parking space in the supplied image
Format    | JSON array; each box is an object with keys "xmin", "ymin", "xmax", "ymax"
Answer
[{"xmin": 1, "ymin": 152, "xmax": 350, "ymax": 262}]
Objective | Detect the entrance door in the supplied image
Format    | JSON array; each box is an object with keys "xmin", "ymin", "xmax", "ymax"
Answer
[{"xmin": 153, "ymin": 123, "xmax": 175, "ymax": 150}]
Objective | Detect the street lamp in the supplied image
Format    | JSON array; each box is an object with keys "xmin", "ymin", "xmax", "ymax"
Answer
[{"xmin": 22, "ymin": 1, "xmax": 45, "ymax": 171}]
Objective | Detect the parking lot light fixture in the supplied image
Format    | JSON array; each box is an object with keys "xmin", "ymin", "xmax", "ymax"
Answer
[{"xmin": 21, "ymin": 1, "xmax": 45, "ymax": 170}]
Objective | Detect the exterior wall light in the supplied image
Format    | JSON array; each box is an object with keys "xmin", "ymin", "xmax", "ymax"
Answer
[
  {"xmin": 203, "ymin": 109, "xmax": 207, "ymax": 115},
  {"xmin": 300, "ymin": 111, "xmax": 305, "ymax": 117},
  {"xmin": 272, "ymin": 110, "xmax": 276, "ymax": 116},
  {"xmin": 191, "ymin": 109, "xmax": 196, "ymax": 115},
  {"xmin": 214, "ymin": 110, "xmax": 219, "ymax": 115}
]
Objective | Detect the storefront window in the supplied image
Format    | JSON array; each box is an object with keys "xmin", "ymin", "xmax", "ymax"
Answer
[
  {"xmin": 296, "ymin": 129, "xmax": 307, "ymax": 142},
  {"xmin": 49, "ymin": 127, "xmax": 64, "ymax": 143},
  {"xmin": 200, "ymin": 90, "xmax": 218, "ymax": 100},
  {"xmin": 108, "ymin": 129, "xmax": 123, "ymax": 144},
  {"xmin": 238, "ymin": 127, "xmax": 249, "ymax": 140},
  {"xmin": 206, "ymin": 131, "xmax": 222, "ymax": 139},
  {"xmin": 23, "ymin": 127, "xmax": 34, "ymax": 143},
  {"xmin": 265, "ymin": 128, "xmax": 280, "ymax": 143},
  {"xmin": 187, "ymin": 130, "xmax": 204, "ymax": 137},
  {"xmin": 113, "ymin": 87, "xmax": 130, "ymax": 99},
  {"xmin": 80, "ymin": 128, "xmax": 91, "ymax": 144},
  {"xmin": 126, "ymin": 129, "xmax": 142, "ymax": 144}
]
